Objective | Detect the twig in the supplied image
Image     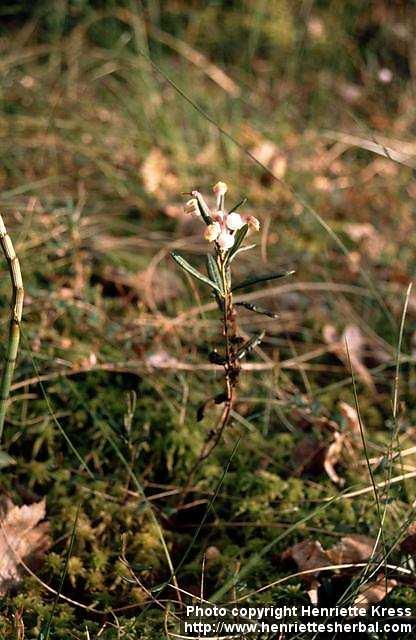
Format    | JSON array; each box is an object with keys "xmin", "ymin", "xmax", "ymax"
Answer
[{"xmin": 0, "ymin": 213, "xmax": 24, "ymax": 441}]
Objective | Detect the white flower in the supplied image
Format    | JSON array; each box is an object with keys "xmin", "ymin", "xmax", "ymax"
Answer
[
  {"xmin": 212, "ymin": 210, "xmax": 225, "ymax": 224},
  {"xmin": 213, "ymin": 181, "xmax": 228, "ymax": 197},
  {"xmin": 204, "ymin": 222, "xmax": 221, "ymax": 242},
  {"xmin": 217, "ymin": 230, "xmax": 235, "ymax": 250},
  {"xmin": 213, "ymin": 181, "xmax": 228, "ymax": 209},
  {"xmin": 185, "ymin": 181, "xmax": 261, "ymax": 252},
  {"xmin": 184, "ymin": 198, "xmax": 199, "ymax": 216},
  {"xmin": 226, "ymin": 212, "xmax": 244, "ymax": 231},
  {"xmin": 247, "ymin": 215, "xmax": 260, "ymax": 232}
]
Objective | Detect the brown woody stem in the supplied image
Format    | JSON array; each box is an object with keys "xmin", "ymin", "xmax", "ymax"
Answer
[{"xmin": 179, "ymin": 251, "xmax": 239, "ymax": 503}]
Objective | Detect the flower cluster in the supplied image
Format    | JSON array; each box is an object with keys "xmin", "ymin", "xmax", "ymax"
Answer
[{"xmin": 184, "ymin": 182, "xmax": 260, "ymax": 251}]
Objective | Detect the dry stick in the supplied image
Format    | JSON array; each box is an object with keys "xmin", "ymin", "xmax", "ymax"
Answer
[{"xmin": 0, "ymin": 214, "xmax": 23, "ymax": 442}]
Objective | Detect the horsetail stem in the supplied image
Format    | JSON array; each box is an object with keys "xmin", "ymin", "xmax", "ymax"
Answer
[{"xmin": 0, "ymin": 214, "xmax": 24, "ymax": 442}]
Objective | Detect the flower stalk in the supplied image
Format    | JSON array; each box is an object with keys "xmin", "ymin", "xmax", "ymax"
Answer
[{"xmin": 172, "ymin": 181, "xmax": 293, "ymax": 501}]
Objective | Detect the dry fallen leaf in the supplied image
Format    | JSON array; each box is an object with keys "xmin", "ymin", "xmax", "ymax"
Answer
[
  {"xmin": 323, "ymin": 431, "xmax": 345, "ymax": 486},
  {"xmin": 250, "ymin": 140, "xmax": 287, "ymax": 179},
  {"xmin": 345, "ymin": 222, "xmax": 386, "ymax": 261},
  {"xmin": 294, "ymin": 431, "xmax": 345, "ymax": 486},
  {"xmin": 284, "ymin": 534, "xmax": 376, "ymax": 574},
  {"xmin": 282, "ymin": 540, "xmax": 330, "ymax": 574},
  {"xmin": 323, "ymin": 324, "xmax": 375, "ymax": 390},
  {"xmin": 339, "ymin": 401, "xmax": 361, "ymax": 436},
  {"xmin": 294, "ymin": 435, "xmax": 325, "ymax": 474},
  {"xmin": 241, "ymin": 125, "xmax": 288, "ymax": 182},
  {"xmin": 281, "ymin": 533, "xmax": 382, "ymax": 607},
  {"xmin": 0, "ymin": 498, "xmax": 50, "ymax": 594},
  {"xmin": 281, "ymin": 540, "xmax": 329, "ymax": 605},
  {"xmin": 354, "ymin": 575, "xmax": 397, "ymax": 609},
  {"xmin": 140, "ymin": 148, "xmax": 178, "ymax": 197},
  {"xmin": 327, "ymin": 534, "xmax": 376, "ymax": 565}
]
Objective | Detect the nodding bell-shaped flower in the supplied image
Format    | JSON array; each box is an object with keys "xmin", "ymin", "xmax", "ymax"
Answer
[
  {"xmin": 186, "ymin": 181, "xmax": 261, "ymax": 252},
  {"xmin": 184, "ymin": 197, "xmax": 199, "ymax": 217},
  {"xmin": 247, "ymin": 215, "xmax": 260, "ymax": 232},
  {"xmin": 225, "ymin": 212, "xmax": 244, "ymax": 231},
  {"xmin": 204, "ymin": 222, "xmax": 221, "ymax": 242},
  {"xmin": 217, "ymin": 229, "xmax": 235, "ymax": 250}
]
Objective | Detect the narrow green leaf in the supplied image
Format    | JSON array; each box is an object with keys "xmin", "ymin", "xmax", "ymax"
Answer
[
  {"xmin": 232, "ymin": 269, "xmax": 295, "ymax": 292},
  {"xmin": 228, "ymin": 197, "xmax": 247, "ymax": 214},
  {"xmin": 235, "ymin": 331, "xmax": 266, "ymax": 361},
  {"xmin": 225, "ymin": 224, "xmax": 248, "ymax": 264},
  {"xmin": 206, "ymin": 255, "xmax": 224, "ymax": 295},
  {"xmin": 171, "ymin": 252, "xmax": 222, "ymax": 293},
  {"xmin": 236, "ymin": 302, "xmax": 279, "ymax": 319},
  {"xmin": 192, "ymin": 190, "xmax": 212, "ymax": 225}
]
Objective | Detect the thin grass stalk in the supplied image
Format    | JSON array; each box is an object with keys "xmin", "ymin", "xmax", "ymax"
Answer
[{"xmin": 0, "ymin": 214, "xmax": 24, "ymax": 442}]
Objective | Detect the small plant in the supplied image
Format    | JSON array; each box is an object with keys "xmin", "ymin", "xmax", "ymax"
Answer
[{"xmin": 172, "ymin": 182, "xmax": 293, "ymax": 485}]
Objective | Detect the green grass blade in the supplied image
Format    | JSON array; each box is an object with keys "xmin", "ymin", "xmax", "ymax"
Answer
[
  {"xmin": 232, "ymin": 269, "xmax": 295, "ymax": 292},
  {"xmin": 39, "ymin": 506, "xmax": 80, "ymax": 640}
]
